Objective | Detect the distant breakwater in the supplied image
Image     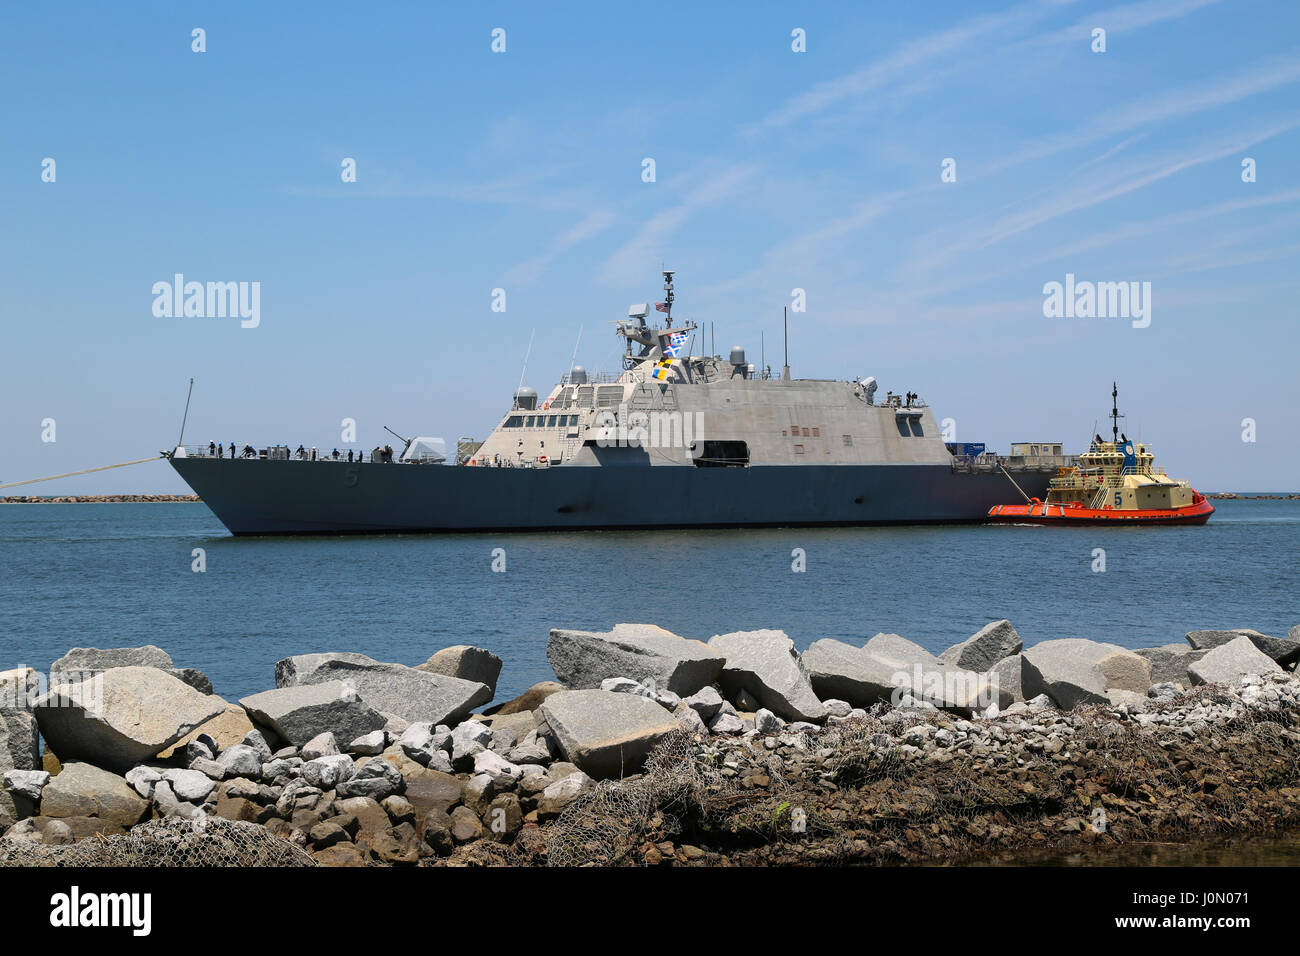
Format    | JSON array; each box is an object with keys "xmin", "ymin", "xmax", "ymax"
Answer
[{"xmin": 1, "ymin": 495, "xmax": 200, "ymax": 503}]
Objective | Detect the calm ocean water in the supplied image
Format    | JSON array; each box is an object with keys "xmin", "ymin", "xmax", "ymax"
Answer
[{"xmin": 2, "ymin": 501, "xmax": 1298, "ymax": 703}]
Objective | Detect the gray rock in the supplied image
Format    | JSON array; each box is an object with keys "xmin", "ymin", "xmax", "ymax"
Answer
[
  {"xmin": 261, "ymin": 758, "xmax": 295, "ymax": 782},
  {"xmin": 0, "ymin": 668, "xmax": 40, "ymax": 711},
  {"xmin": 825, "ymin": 633, "xmax": 1006, "ymax": 716},
  {"xmin": 1, "ymin": 708, "xmax": 40, "ymax": 779},
  {"xmin": 547, "ymin": 623, "xmax": 725, "ymax": 696},
  {"xmin": 1147, "ymin": 681, "xmax": 1183, "ymax": 703},
  {"xmin": 171, "ymin": 668, "xmax": 214, "ymax": 695},
  {"xmin": 683, "ymin": 686, "xmax": 724, "ymax": 721},
  {"xmin": 3, "ymin": 769, "xmax": 50, "ymax": 801},
  {"xmin": 859, "ymin": 633, "xmax": 995, "ymax": 713},
  {"xmin": 537, "ymin": 771, "xmax": 593, "ymax": 817},
  {"xmin": 382, "ymin": 713, "xmax": 409, "ymax": 737},
  {"xmin": 1134, "ymin": 644, "xmax": 1206, "ymax": 685},
  {"xmin": 1187, "ymin": 636, "xmax": 1283, "ymax": 686},
  {"xmin": 190, "ymin": 756, "xmax": 225, "ymax": 781},
  {"xmin": 184, "ymin": 738, "xmax": 215, "ymax": 765},
  {"xmin": 349, "ymin": 731, "xmax": 386, "ymax": 756},
  {"xmin": 490, "ymin": 727, "xmax": 518, "ymax": 754},
  {"xmin": 50, "ymin": 645, "xmax": 174, "ymax": 679},
  {"xmin": 39, "ymin": 761, "xmax": 149, "ymax": 827},
  {"xmin": 1021, "ymin": 639, "xmax": 1130, "ymax": 708},
  {"xmin": 302, "ymin": 754, "xmax": 356, "ymax": 790},
  {"xmin": 450, "ymin": 721, "xmax": 493, "ymax": 770},
  {"xmin": 1185, "ymin": 629, "xmax": 1300, "ymax": 666},
  {"xmin": 1096, "ymin": 651, "xmax": 1152, "ymax": 694},
  {"xmin": 802, "ymin": 639, "xmax": 901, "ymax": 707},
  {"xmin": 673, "ymin": 703, "xmax": 708, "ymax": 734},
  {"xmin": 754, "ymin": 708, "xmax": 784, "ymax": 733},
  {"xmin": 600, "ymin": 677, "xmax": 640, "ymax": 694},
  {"xmin": 300, "ymin": 732, "xmax": 340, "ymax": 761},
  {"xmin": 991, "ymin": 655, "xmax": 1026, "ymax": 703},
  {"xmin": 425, "ymin": 750, "xmax": 454, "ymax": 774},
  {"xmin": 241, "ymin": 729, "xmax": 275, "ymax": 761},
  {"xmin": 274, "ymin": 653, "xmax": 491, "ymax": 726},
  {"xmin": 938, "ymin": 620, "xmax": 1023, "ymax": 672},
  {"xmin": 707, "ymin": 630, "xmax": 826, "ymax": 722},
  {"xmin": 34, "ymin": 667, "xmax": 226, "ymax": 773},
  {"xmin": 215, "ymin": 745, "xmax": 263, "ymax": 779},
  {"xmin": 709, "ymin": 712, "xmax": 745, "ymax": 734},
  {"xmin": 239, "ymin": 681, "xmax": 387, "ymax": 748},
  {"xmin": 473, "ymin": 750, "xmax": 523, "ymax": 787},
  {"xmin": 416, "ymin": 646, "xmax": 503, "ymax": 695},
  {"xmin": 1105, "ymin": 689, "xmax": 1148, "ymax": 710},
  {"xmin": 336, "ymin": 758, "xmax": 403, "ymax": 800},
  {"xmin": 539, "ymin": 690, "xmax": 680, "ymax": 779},
  {"xmin": 398, "ymin": 722, "xmax": 435, "ymax": 755},
  {"xmin": 47, "ymin": 646, "xmax": 211, "ymax": 695},
  {"xmin": 125, "ymin": 765, "xmax": 162, "ymax": 799},
  {"xmin": 169, "ymin": 768, "xmax": 217, "ymax": 803},
  {"xmin": 862, "ymin": 632, "xmax": 940, "ymax": 671}
]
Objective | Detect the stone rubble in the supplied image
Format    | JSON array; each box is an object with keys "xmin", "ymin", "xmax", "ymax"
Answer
[{"xmin": 4, "ymin": 622, "xmax": 1299, "ymax": 865}]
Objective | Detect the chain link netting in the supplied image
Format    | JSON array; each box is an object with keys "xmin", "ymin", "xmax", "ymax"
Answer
[
  {"xmin": 543, "ymin": 679, "xmax": 1300, "ymax": 865},
  {"xmin": 0, "ymin": 815, "xmax": 318, "ymax": 867}
]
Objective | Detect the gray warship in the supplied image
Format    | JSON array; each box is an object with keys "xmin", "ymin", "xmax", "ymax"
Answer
[{"xmin": 167, "ymin": 272, "xmax": 1063, "ymax": 534}]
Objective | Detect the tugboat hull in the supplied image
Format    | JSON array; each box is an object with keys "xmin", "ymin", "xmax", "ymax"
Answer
[{"xmin": 987, "ymin": 497, "xmax": 1214, "ymax": 526}]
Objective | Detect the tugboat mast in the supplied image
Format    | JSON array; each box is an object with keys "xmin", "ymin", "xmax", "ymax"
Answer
[{"xmin": 1110, "ymin": 381, "xmax": 1124, "ymax": 443}]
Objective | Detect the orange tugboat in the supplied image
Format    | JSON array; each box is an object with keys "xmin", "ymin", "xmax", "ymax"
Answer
[{"xmin": 987, "ymin": 384, "xmax": 1214, "ymax": 526}]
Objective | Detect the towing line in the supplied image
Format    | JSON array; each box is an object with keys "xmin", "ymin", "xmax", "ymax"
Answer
[{"xmin": 0, "ymin": 455, "xmax": 163, "ymax": 490}]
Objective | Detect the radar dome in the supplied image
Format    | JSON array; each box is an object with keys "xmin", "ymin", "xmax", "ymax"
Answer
[
  {"xmin": 569, "ymin": 365, "xmax": 588, "ymax": 385},
  {"xmin": 514, "ymin": 386, "xmax": 538, "ymax": 411},
  {"xmin": 729, "ymin": 346, "xmax": 746, "ymax": 366}
]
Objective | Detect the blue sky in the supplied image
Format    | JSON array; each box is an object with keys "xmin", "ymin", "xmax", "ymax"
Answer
[{"xmin": 2, "ymin": 0, "xmax": 1297, "ymax": 493}]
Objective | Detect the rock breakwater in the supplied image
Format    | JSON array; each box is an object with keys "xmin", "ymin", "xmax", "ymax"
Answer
[{"xmin": 3, "ymin": 621, "xmax": 1300, "ymax": 867}]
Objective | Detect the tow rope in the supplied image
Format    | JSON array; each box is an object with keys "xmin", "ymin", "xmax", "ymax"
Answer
[{"xmin": 0, "ymin": 455, "xmax": 163, "ymax": 490}]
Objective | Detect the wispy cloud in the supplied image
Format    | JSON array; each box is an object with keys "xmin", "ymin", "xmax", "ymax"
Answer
[
  {"xmin": 505, "ymin": 209, "xmax": 617, "ymax": 285},
  {"xmin": 747, "ymin": 0, "xmax": 1059, "ymax": 134},
  {"xmin": 599, "ymin": 164, "xmax": 758, "ymax": 285},
  {"xmin": 986, "ymin": 55, "xmax": 1300, "ymax": 176}
]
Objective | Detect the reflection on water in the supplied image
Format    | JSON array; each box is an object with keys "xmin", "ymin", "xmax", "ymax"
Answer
[{"xmin": 975, "ymin": 830, "xmax": 1300, "ymax": 866}]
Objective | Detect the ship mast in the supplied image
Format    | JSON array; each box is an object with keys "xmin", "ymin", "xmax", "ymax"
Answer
[
  {"xmin": 1110, "ymin": 381, "xmax": 1124, "ymax": 443},
  {"xmin": 662, "ymin": 270, "xmax": 674, "ymax": 328}
]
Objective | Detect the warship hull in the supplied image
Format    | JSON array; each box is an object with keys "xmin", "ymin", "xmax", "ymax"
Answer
[{"xmin": 170, "ymin": 456, "xmax": 1055, "ymax": 535}]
